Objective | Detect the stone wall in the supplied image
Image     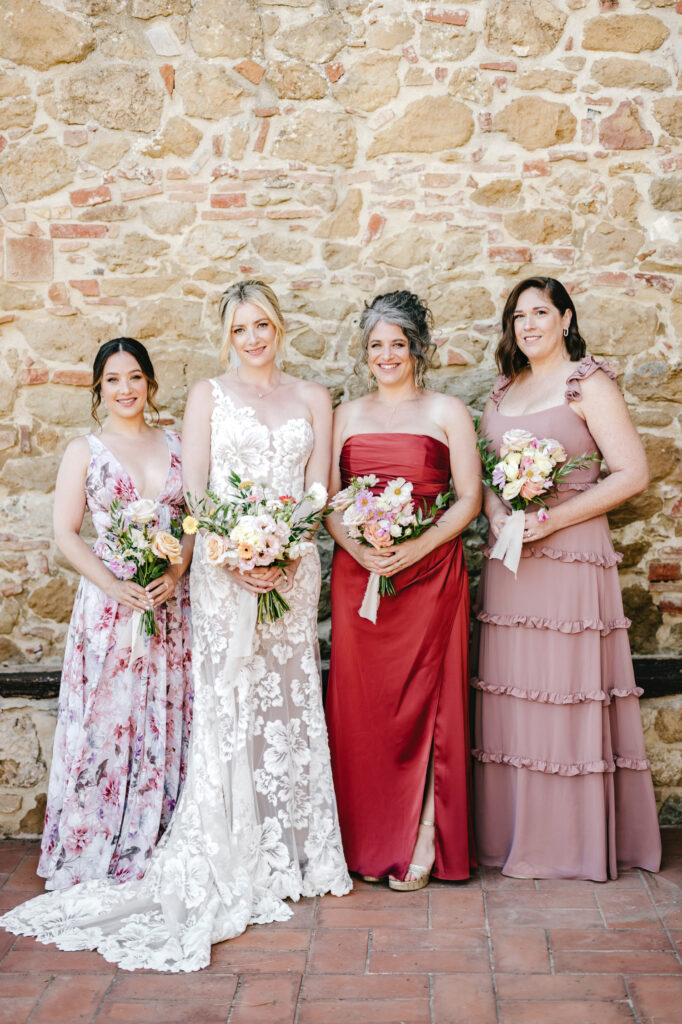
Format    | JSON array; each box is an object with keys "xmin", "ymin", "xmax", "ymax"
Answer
[{"xmin": 0, "ymin": 0, "xmax": 681, "ymax": 831}]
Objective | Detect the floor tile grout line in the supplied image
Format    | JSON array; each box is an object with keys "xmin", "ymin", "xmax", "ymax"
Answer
[
  {"xmin": 546, "ymin": 927, "xmax": 555, "ymax": 975},
  {"xmin": 290, "ymin": 969, "xmax": 305, "ymax": 1024},
  {"xmin": 225, "ymin": 973, "xmax": 242, "ymax": 1024},
  {"xmin": 293, "ymin": 897, "xmax": 317, "ymax": 1024},
  {"xmin": 364, "ymin": 926, "xmax": 373, "ymax": 974},
  {"xmin": 481, "ymin": 884, "xmax": 503, "ymax": 1024},
  {"xmin": 91, "ymin": 967, "xmax": 119, "ymax": 1023},
  {"xmin": 594, "ymin": 885, "xmax": 609, "ymax": 929},
  {"xmin": 23, "ymin": 968, "xmax": 53, "ymax": 1024},
  {"xmin": 428, "ymin": 972, "xmax": 434, "ymax": 1024},
  {"xmin": 622, "ymin": 975, "xmax": 644, "ymax": 1024},
  {"xmin": 639, "ymin": 870, "xmax": 682, "ymax": 970}
]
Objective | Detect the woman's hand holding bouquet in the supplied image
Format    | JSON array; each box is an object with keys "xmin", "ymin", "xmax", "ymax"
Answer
[
  {"xmin": 103, "ymin": 498, "xmax": 184, "ymax": 664},
  {"xmin": 331, "ymin": 475, "xmax": 450, "ymax": 623},
  {"xmin": 477, "ymin": 426, "xmax": 600, "ymax": 574},
  {"xmin": 183, "ymin": 472, "xmax": 328, "ymax": 624}
]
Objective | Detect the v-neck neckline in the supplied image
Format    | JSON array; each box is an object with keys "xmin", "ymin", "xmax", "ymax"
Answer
[{"xmin": 93, "ymin": 430, "xmax": 173, "ymax": 502}]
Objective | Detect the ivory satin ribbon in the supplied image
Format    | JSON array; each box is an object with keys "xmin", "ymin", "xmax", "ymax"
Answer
[{"xmin": 489, "ymin": 508, "xmax": 525, "ymax": 576}]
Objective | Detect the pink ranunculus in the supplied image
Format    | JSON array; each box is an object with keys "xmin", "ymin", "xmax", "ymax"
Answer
[
  {"xmin": 520, "ymin": 478, "xmax": 545, "ymax": 499},
  {"xmin": 363, "ymin": 519, "xmax": 394, "ymax": 549}
]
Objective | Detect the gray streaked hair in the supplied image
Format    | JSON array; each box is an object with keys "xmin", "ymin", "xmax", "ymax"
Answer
[{"xmin": 357, "ymin": 290, "xmax": 437, "ymax": 388}]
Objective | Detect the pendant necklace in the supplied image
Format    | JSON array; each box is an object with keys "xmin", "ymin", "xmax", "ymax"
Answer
[{"xmin": 237, "ymin": 368, "xmax": 282, "ymax": 399}]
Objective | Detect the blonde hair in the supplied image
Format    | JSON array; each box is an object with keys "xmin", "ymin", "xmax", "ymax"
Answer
[{"xmin": 218, "ymin": 279, "xmax": 286, "ymax": 365}]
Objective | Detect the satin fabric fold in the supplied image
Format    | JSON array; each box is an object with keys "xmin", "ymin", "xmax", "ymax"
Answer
[{"xmin": 326, "ymin": 433, "xmax": 476, "ymax": 882}]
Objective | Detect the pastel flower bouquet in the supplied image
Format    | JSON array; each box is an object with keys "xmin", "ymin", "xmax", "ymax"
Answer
[
  {"xmin": 104, "ymin": 497, "xmax": 183, "ymax": 639},
  {"xmin": 183, "ymin": 471, "xmax": 329, "ymax": 624},
  {"xmin": 477, "ymin": 426, "xmax": 600, "ymax": 574},
  {"xmin": 331, "ymin": 475, "xmax": 451, "ymax": 622}
]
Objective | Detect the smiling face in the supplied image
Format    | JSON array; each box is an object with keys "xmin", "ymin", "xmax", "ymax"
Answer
[
  {"xmin": 230, "ymin": 301, "xmax": 279, "ymax": 367},
  {"xmin": 367, "ymin": 319, "xmax": 415, "ymax": 388},
  {"xmin": 512, "ymin": 287, "xmax": 572, "ymax": 364},
  {"xmin": 100, "ymin": 351, "xmax": 148, "ymax": 420}
]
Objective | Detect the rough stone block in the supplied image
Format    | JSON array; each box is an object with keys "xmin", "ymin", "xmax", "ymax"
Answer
[{"xmin": 5, "ymin": 237, "xmax": 53, "ymax": 282}]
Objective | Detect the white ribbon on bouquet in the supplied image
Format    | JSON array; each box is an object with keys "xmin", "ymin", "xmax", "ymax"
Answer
[
  {"xmin": 358, "ymin": 571, "xmax": 381, "ymax": 624},
  {"xmin": 226, "ymin": 589, "xmax": 258, "ymax": 659},
  {"xmin": 489, "ymin": 508, "xmax": 525, "ymax": 577}
]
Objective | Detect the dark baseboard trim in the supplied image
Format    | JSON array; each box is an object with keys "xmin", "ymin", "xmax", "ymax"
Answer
[{"xmin": 0, "ymin": 659, "xmax": 680, "ymax": 701}]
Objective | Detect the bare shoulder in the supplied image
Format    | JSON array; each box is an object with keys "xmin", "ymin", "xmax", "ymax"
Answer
[
  {"xmin": 187, "ymin": 377, "xmax": 217, "ymax": 401},
  {"xmin": 57, "ymin": 435, "xmax": 92, "ymax": 483},
  {"xmin": 294, "ymin": 377, "xmax": 331, "ymax": 410},
  {"xmin": 576, "ymin": 368, "xmax": 624, "ymax": 417},
  {"xmin": 63, "ymin": 434, "xmax": 92, "ymax": 464},
  {"xmin": 425, "ymin": 389, "xmax": 474, "ymax": 425},
  {"xmin": 333, "ymin": 392, "xmax": 369, "ymax": 425}
]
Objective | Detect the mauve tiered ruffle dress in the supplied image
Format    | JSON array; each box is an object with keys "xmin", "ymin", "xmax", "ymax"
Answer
[{"xmin": 473, "ymin": 356, "xmax": 661, "ymax": 881}]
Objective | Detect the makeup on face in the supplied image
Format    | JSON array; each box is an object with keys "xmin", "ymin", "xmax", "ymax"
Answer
[
  {"xmin": 100, "ymin": 351, "xmax": 148, "ymax": 418},
  {"xmin": 367, "ymin": 320, "xmax": 415, "ymax": 386}
]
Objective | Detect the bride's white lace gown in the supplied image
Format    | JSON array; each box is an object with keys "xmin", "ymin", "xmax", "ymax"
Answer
[{"xmin": 0, "ymin": 381, "xmax": 351, "ymax": 972}]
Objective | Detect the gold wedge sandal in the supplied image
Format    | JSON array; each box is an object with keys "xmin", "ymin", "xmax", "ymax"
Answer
[{"xmin": 388, "ymin": 820, "xmax": 435, "ymax": 892}]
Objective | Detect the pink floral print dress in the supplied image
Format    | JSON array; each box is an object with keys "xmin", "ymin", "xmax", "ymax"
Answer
[{"xmin": 38, "ymin": 430, "xmax": 193, "ymax": 890}]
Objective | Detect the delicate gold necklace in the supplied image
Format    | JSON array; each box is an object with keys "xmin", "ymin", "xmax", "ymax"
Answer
[
  {"xmin": 236, "ymin": 368, "xmax": 282, "ymax": 399},
  {"xmin": 373, "ymin": 391, "xmax": 421, "ymax": 424}
]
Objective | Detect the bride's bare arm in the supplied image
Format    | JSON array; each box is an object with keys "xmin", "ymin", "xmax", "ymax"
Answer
[{"xmin": 181, "ymin": 379, "xmax": 214, "ymax": 502}]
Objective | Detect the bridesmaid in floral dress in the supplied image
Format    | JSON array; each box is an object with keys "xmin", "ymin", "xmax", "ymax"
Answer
[{"xmin": 38, "ymin": 338, "xmax": 193, "ymax": 890}]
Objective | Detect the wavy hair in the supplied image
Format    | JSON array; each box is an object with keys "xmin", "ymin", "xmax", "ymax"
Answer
[
  {"xmin": 357, "ymin": 290, "xmax": 437, "ymax": 389},
  {"xmin": 91, "ymin": 337, "xmax": 159, "ymax": 425},
  {"xmin": 496, "ymin": 276, "xmax": 586, "ymax": 379},
  {"xmin": 218, "ymin": 279, "xmax": 285, "ymax": 365}
]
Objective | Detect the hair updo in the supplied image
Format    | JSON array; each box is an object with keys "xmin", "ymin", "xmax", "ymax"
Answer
[
  {"xmin": 91, "ymin": 337, "xmax": 159, "ymax": 425},
  {"xmin": 218, "ymin": 279, "xmax": 285, "ymax": 365},
  {"xmin": 496, "ymin": 276, "xmax": 587, "ymax": 380},
  {"xmin": 357, "ymin": 290, "xmax": 437, "ymax": 388}
]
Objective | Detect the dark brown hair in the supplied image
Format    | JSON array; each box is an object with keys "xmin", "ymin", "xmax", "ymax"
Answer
[
  {"xmin": 496, "ymin": 276, "xmax": 587, "ymax": 379},
  {"xmin": 357, "ymin": 290, "xmax": 437, "ymax": 388},
  {"xmin": 91, "ymin": 338, "xmax": 159, "ymax": 425}
]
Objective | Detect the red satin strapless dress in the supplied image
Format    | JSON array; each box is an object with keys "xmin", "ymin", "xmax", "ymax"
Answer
[{"xmin": 326, "ymin": 433, "xmax": 476, "ymax": 881}]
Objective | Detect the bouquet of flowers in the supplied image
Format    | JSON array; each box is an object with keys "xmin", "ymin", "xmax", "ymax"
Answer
[
  {"xmin": 477, "ymin": 426, "xmax": 600, "ymax": 574},
  {"xmin": 183, "ymin": 471, "xmax": 329, "ymax": 624},
  {"xmin": 330, "ymin": 475, "xmax": 451, "ymax": 623},
  {"xmin": 104, "ymin": 497, "xmax": 183, "ymax": 638}
]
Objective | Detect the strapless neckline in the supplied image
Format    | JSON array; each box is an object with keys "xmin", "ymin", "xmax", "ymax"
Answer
[{"xmin": 342, "ymin": 432, "xmax": 449, "ymax": 454}]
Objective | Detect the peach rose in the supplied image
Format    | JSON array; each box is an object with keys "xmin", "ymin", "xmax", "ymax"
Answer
[
  {"xmin": 151, "ymin": 531, "xmax": 183, "ymax": 565},
  {"xmin": 205, "ymin": 534, "xmax": 230, "ymax": 566},
  {"xmin": 520, "ymin": 478, "xmax": 545, "ymax": 500},
  {"xmin": 363, "ymin": 519, "xmax": 393, "ymax": 549}
]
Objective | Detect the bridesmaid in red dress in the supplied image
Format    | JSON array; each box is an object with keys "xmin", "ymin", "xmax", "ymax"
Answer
[{"xmin": 325, "ymin": 291, "xmax": 481, "ymax": 890}]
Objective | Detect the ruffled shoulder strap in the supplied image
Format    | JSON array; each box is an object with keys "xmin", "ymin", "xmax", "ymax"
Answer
[
  {"xmin": 565, "ymin": 354, "xmax": 618, "ymax": 404},
  {"xmin": 490, "ymin": 373, "xmax": 513, "ymax": 407}
]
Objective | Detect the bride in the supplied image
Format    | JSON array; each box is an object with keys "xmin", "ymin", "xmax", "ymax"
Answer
[{"xmin": 0, "ymin": 279, "xmax": 351, "ymax": 972}]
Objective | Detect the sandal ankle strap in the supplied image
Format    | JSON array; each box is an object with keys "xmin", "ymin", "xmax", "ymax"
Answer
[{"xmin": 419, "ymin": 818, "xmax": 435, "ymax": 828}]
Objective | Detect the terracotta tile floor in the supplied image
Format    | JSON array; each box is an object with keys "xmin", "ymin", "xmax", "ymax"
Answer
[{"xmin": 0, "ymin": 830, "xmax": 680, "ymax": 1024}]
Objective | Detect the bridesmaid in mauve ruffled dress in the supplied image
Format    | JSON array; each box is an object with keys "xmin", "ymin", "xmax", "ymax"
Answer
[
  {"xmin": 474, "ymin": 277, "xmax": 661, "ymax": 881},
  {"xmin": 326, "ymin": 291, "xmax": 481, "ymax": 890}
]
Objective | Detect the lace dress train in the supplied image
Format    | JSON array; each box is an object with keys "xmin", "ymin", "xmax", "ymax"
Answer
[{"xmin": 0, "ymin": 381, "xmax": 351, "ymax": 972}]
